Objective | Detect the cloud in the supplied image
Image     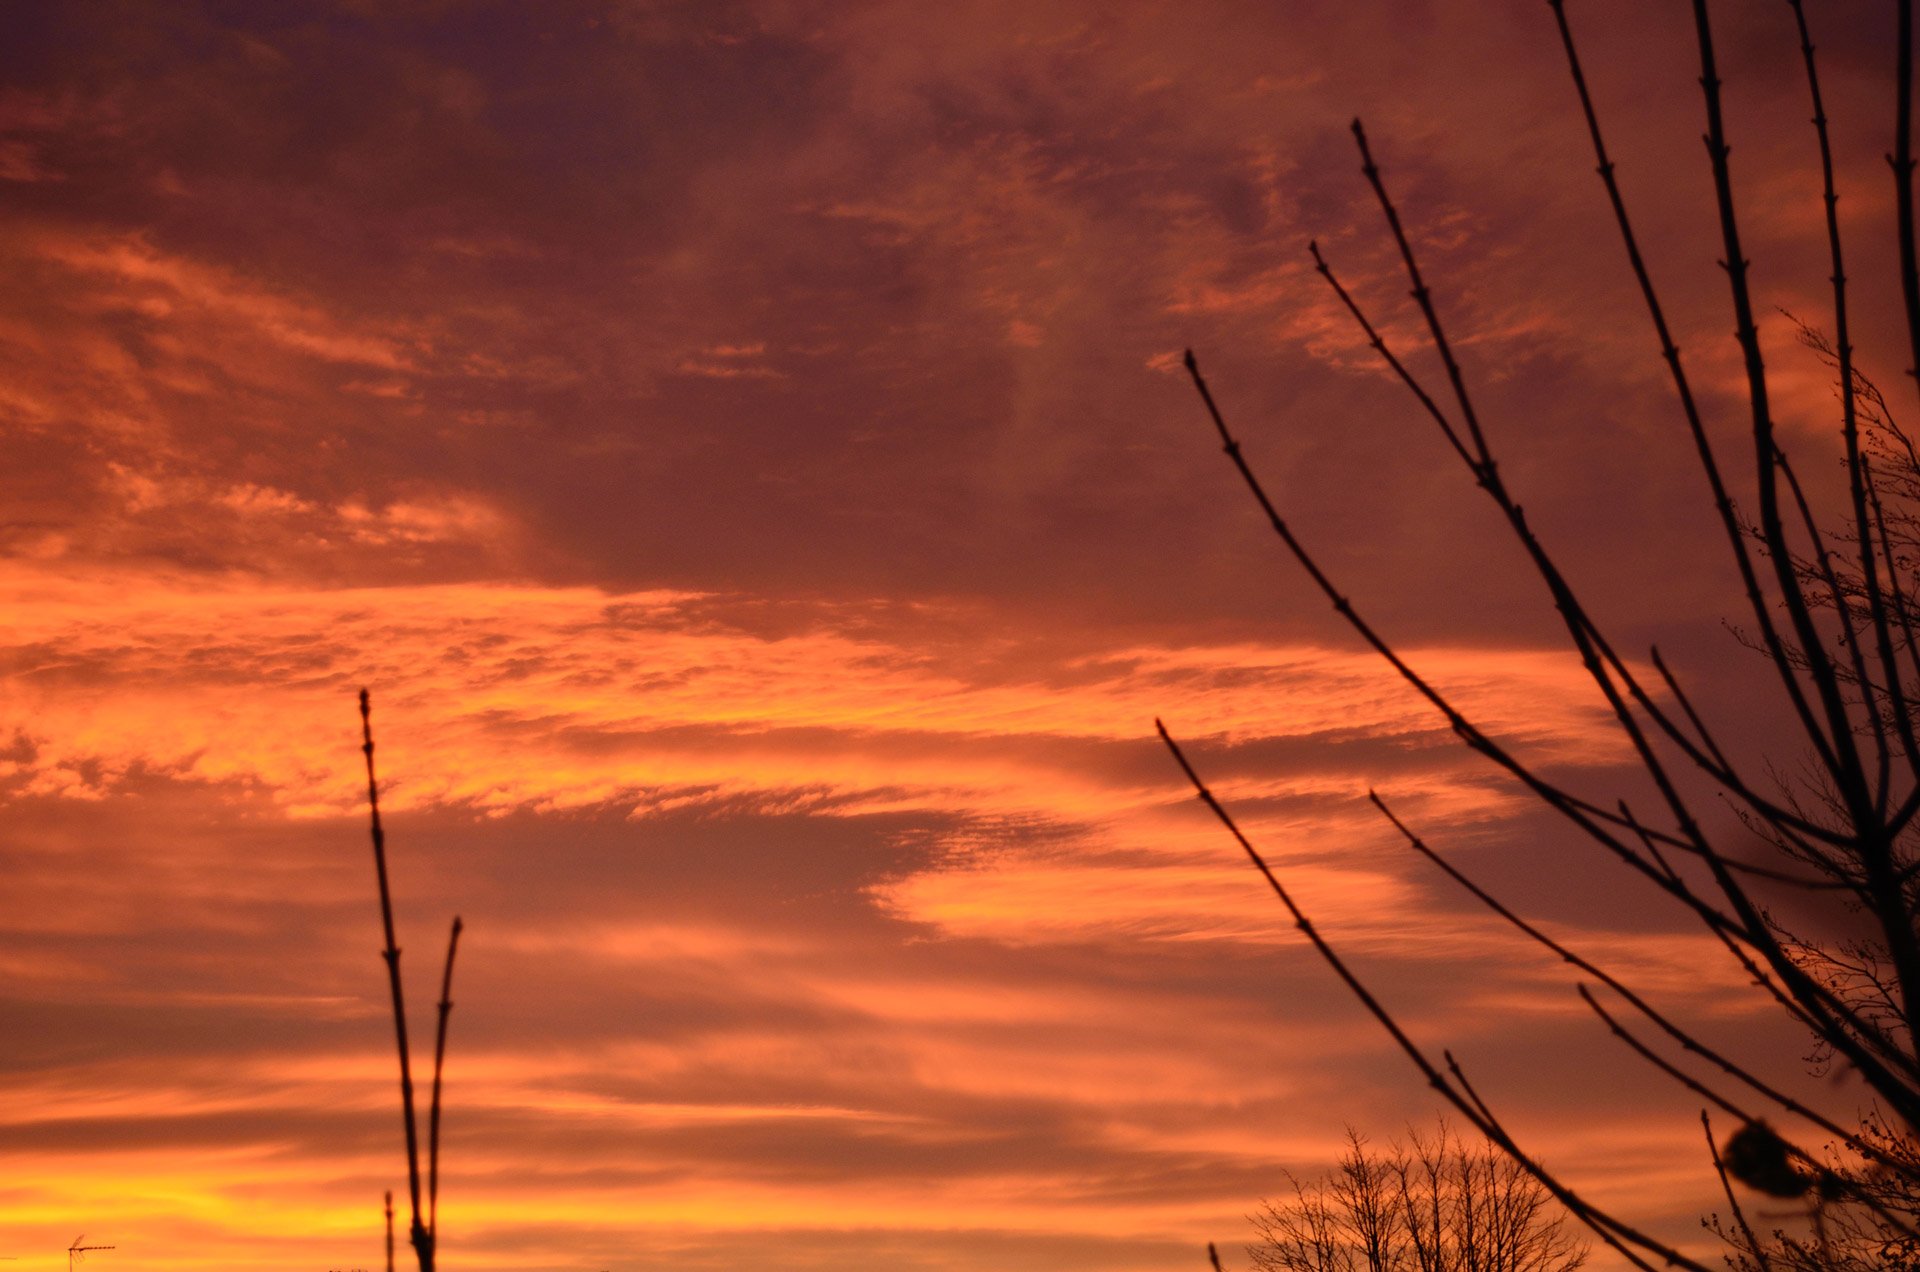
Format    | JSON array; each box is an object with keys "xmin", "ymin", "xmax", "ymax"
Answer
[
  {"xmin": 0, "ymin": 565, "xmax": 1625, "ymax": 823},
  {"xmin": 0, "ymin": 560, "xmax": 1786, "ymax": 1269},
  {"xmin": 0, "ymin": 0, "xmax": 1895, "ymax": 1268}
]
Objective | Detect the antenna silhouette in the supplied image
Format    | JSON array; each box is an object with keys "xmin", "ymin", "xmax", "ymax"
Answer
[{"xmin": 67, "ymin": 1236, "xmax": 113, "ymax": 1272}]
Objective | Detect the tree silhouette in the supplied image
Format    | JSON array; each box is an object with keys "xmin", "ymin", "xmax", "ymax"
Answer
[
  {"xmin": 1250, "ymin": 1123, "xmax": 1586, "ymax": 1272},
  {"xmin": 1160, "ymin": 2, "xmax": 1920, "ymax": 1268}
]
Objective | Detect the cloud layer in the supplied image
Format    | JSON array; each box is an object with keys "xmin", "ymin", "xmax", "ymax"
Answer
[{"xmin": 0, "ymin": 1, "xmax": 1904, "ymax": 1270}]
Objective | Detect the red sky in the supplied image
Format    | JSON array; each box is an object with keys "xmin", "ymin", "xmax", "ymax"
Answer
[{"xmin": 0, "ymin": 2, "xmax": 1907, "ymax": 1270}]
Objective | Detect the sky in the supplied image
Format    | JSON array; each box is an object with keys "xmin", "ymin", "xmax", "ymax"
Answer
[{"xmin": 0, "ymin": 1, "xmax": 1910, "ymax": 1270}]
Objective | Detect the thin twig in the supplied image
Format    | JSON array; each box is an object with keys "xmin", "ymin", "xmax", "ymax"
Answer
[
  {"xmin": 1547, "ymin": 0, "xmax": 1839, "ymax": 777},
  {"xmin": 361, "ymin": 690, "xmax": 429, "ymax": 1267},
  {"xmin": 1790, "ymin": 0, "xmax": 1920, "ymax": 805},
  {"xmin": 1895, "ymin": 0, "xmax": 1920, "ymax": 401},
  {"xmin": 428, "ymin": 915, "xmax": 463, "ymax": 1244},
  {"xmin": 1772, "ymin": 442, "xmax": 1892, "ymax": 812},
  {"xmin": 1692, "ymin": 0, "xmax": 1867, "ymax": 801}
]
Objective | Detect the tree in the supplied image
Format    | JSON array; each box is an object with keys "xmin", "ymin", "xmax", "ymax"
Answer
[
  {"xmin": 1250, "ymin": 1124, "xmax": 1587, "ymax": 1272},
  {"xmin": 1153, "ymin": 2, "xmax": 1920, "ymax": 1269}
]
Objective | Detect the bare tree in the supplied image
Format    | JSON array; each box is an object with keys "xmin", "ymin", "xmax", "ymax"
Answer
[
  {"xmin": 1254, "ymin": 1131, "xmax": 1400, "ymax": 1272},
  {"xmin": 1251, "ymin": 1125, "xmax": 1586, "ymax": 1272},
  {"xmin": 1153, "ymin": 2, "xmax": 1920, "ymax": 1269}
]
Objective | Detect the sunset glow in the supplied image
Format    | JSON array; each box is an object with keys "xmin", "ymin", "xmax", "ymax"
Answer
[{"xmin": 0, "ymin": 3, "xmax": 1906, "ymax": 1270}]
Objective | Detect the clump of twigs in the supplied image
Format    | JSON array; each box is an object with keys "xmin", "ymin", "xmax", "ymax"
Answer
[{"xmin": 360, "ymin": 689, "xmax": 463, "ymax": 1272}]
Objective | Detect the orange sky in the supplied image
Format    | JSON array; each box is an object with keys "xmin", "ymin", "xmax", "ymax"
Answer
[{"xmin": 0, "ymin": 2, "xmax": 1907, "ymax": 1270}]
